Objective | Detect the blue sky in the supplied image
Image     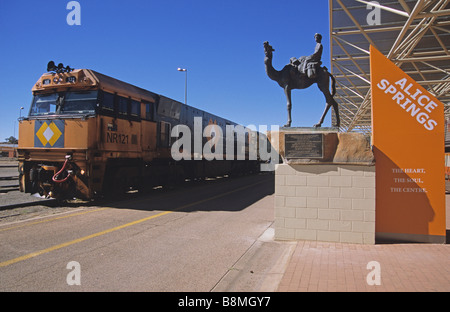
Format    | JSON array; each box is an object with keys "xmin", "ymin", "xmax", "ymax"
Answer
[{"xmin": 0, "ymin": 0, "xmax": 333, "ymax": 140}]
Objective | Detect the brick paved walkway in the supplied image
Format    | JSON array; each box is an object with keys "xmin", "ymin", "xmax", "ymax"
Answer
[
  {"xmin": 277, "ymin": 240, "xmax": 450, "ymax": 291},
  {"xmin": 276, "ymin": 196, "xmax": 450, "ymax": 292}
]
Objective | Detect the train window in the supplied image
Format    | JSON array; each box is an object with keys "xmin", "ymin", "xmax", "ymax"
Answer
[
  {"xmin": 130, "ymin": 100, "xmax": 140, "ymax": 117},
  {"xmin": 63, "ymin": 91, "xmax": 97, "ymax": 114},
  {"xmin": 30, "ymin": 93, "xmax": 58, "ymax": 116},
  {"xmin": 118, "ymin": 96, "xmax": 128, "ymax": 116},
  {"xmin": 102, "ymin": 92, "xmax": 115, "ymax": 112},
  {"xmin": 144, "ymin": 102, "xmax": 154, "ymax": 121},
  {"xmin": 30, "ymin": 92, "xmax": 98, "ymax": 116}
]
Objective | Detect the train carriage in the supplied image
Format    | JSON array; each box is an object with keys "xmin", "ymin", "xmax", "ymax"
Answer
[{"xmin": 17, "ymin": 62, "xmax": 259, "ymax": 200}]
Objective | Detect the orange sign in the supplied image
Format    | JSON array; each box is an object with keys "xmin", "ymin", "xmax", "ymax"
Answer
[{"xmin": 370, "ymin": 45, "xmax": 446, "ymax": 243}]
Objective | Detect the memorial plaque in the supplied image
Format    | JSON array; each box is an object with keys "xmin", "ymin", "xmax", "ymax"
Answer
[{"xmin": 284, "ymin": 133, "xmax": 324, "ymax": 159}]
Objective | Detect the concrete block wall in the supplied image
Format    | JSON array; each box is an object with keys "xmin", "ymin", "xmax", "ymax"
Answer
[{"xmin": 274, "ymin": 164, "xmax": 375, "ymax": 244}]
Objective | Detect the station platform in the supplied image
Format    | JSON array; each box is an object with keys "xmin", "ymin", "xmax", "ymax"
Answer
[{"xmin": 276, "ymin": 196, "xmax": 450, "ymax": 292}]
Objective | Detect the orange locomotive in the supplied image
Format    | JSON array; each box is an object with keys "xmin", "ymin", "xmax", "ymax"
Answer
[{"xmin": 18, "ymin": 62, "xmax": 259, "ymax": 200}]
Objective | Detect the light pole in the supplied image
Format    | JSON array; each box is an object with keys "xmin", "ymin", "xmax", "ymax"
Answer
[{"xmin": 177, "ymin": 68, "xmax": 187, "ymax": 105}]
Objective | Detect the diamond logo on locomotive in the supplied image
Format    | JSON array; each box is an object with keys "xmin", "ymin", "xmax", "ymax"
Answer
[{"xmin": 35, "ymin": 120, "xmax": 64, "ymax": 148}]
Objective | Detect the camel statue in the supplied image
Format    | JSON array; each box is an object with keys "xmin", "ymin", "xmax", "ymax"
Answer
[{"xmin": 263, "ymin": 41, "xmax": 340, "ymax": 128}]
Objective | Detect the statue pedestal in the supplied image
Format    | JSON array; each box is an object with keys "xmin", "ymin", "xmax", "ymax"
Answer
[{"xmin": 269, "ymin": 128, "xmax": 376, "ymax": 244}]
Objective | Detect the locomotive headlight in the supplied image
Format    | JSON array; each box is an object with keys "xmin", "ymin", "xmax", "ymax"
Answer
[{"xmin": 80, "ymin": 169, "xmax": 85, "ymax": 175}]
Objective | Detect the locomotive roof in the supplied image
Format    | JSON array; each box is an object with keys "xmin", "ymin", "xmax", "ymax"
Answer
[
  {"xmin": 32, "ymin": 68, "xmax": 159, "ymax": 103},
  {"xmin": 90, "ymin": 70, "xmax": 159, "ymax": 103}
]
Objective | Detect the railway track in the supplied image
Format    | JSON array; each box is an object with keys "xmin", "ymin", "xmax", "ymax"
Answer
[{"xmin": 0, "ymin": 175, "xmax": 19, "ymax": 193}]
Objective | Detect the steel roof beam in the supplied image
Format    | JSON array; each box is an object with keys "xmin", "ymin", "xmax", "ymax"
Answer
[{"xmin": 330, "ymin": 0, "xmax": 450, "ymax": 133}]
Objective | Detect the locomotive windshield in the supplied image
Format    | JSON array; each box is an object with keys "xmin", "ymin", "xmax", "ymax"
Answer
[{"xmin": 29, "ymin": 90, "xmax": 98, "ymax": 116}]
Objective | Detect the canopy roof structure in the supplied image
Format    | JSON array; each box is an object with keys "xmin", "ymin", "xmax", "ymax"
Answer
[{"xmin": 329, "ymin": 0, "xmax": 450, "ymax": 133}]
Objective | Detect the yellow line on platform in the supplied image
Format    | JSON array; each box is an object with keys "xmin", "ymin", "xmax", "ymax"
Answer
[
  {"xmin": 0, "ymin": 178, "xmax": 267, "ymax": 268},
  {"xmin": 0, "ymin": 211, "xmax": 172, "ymax": 268}
]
